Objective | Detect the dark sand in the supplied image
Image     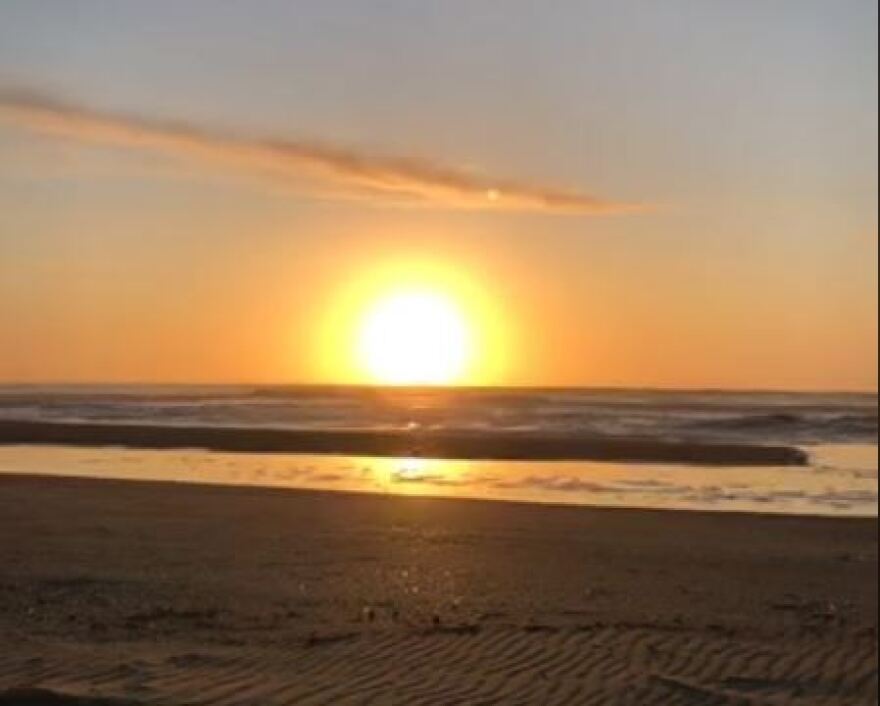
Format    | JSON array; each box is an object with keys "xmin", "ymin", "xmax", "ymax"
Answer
[
  {"xmin": 0, "ymin": 473, "xmax": 876, "ymax": 705},
  {"xmin": 0, "ymin": 420, "xmax": 808, "ymax": 465}
]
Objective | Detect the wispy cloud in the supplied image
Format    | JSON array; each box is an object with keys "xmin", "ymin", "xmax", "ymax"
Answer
[{"xmin": 0, "ymin": 87, "xmax": 637, "ymax": 214}]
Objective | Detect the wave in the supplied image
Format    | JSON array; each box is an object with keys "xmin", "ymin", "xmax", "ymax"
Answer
[
  {"xmin": 0, "ymin": 385, "xmax": 875, "ymax": 447},
  {"xmin": 683, "ymin": 411, "xmax": 877, "ymax": 442}
]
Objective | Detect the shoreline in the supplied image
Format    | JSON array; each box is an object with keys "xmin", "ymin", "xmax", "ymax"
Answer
[
  {"xmin": 0, "ymin": 419, "xmax": 809, "ymax": 465},
  {"xmin": 2, "ymin": 469, "xmax": 876, "ymax": 521}
]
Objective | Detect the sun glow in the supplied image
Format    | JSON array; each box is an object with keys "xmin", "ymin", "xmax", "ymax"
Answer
[
  {"xmin": 357, "ymin": 289, "xmax": 472, "ymax": 384},
  {"xmin": 313, "ymin": 255, "xmax": 509, "ymax": 387}
]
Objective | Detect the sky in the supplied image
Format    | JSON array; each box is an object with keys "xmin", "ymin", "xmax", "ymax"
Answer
[{"xmin": 0, "ymin": 0, "xmax": 877, "ymax": 390}]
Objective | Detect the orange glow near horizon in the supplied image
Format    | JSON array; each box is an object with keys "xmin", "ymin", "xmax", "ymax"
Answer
[{"xmin": 314, "ymin": 257, "xmax": 508, "ymax": 387}]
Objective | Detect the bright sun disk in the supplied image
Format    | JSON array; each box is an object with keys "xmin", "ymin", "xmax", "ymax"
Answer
[{"xmin": 357, "ymin": 289, "xmax": 471, "ymax": 385}]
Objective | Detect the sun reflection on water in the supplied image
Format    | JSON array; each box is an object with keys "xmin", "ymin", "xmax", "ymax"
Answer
[
  {"xmin": 0, "ymin": 445, "xmax": 875, "ymax": 516},
  {"xmin": 378, "ymin": 457, "xmax": 470, "ymax": 495}
]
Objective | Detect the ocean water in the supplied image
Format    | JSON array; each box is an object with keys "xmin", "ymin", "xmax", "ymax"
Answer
[
  {"xmin": 0, "ymin": 385, "xmax": 876, "ymax": 446},
  {"xmin": 0, "ymin": 385, "xmax": 876, "ymax": 516}
]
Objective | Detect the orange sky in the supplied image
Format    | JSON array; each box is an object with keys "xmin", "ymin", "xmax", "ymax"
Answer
[{"xmin": 0, "ymin": 1, "xmax": 877, "ymax": 391}]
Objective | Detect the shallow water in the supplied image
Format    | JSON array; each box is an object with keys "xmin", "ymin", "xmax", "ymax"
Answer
[{"xmin": 0, "ymin": 443, "xmax": 875, "ymax": 517}]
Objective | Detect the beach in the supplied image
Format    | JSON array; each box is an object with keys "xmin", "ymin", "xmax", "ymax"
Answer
[
  {"xmin": 3, "ymin": 0, "xmax": 876, "ymax": 703},
  {"xmin": 0, "ymin": 473, "xmax": 876, "ymax": 705},
  {"xmin": 0, "ymin": 419, "xmax": 810, "ymax": 466}
]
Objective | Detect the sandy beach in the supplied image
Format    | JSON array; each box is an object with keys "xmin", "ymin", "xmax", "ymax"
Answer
[
  {"xmin": 0, "ymin": 420, "xmax": 809, "ymax": 466},
  {"xmin": 0, "ymin": 473, "xmax": 875, "ymax": 705}
]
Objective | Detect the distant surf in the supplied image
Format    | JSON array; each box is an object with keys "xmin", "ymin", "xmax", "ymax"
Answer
[{"xmin": 0, "ymin": 385, "xmax": 875, "ymax": 446}]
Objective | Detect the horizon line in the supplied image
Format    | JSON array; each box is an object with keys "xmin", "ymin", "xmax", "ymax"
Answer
[{"xmin": 0, "ymin": 380, "xmax": 876, "ymax": 396}]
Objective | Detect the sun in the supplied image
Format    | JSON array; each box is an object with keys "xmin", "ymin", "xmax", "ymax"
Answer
[
  {"xmin": 314, "ymin": 256, "xmax": 508, "ymax": 386},
  {"xmin": 357, "ymin": 288, "xmax": 472, "ymax": 385}
]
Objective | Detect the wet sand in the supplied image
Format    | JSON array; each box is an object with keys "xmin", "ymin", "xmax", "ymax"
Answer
[
  {"xmin": 0, "ymin": 473, "xmax": 876, "ymax": 704},
  {"xmin": 0, "ymin": 420, "xmax": 808, "ymax": 465}
]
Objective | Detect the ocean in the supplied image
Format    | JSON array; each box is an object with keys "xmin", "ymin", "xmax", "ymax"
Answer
[{"xmin": 0, "ymin": 385, "xmax": 876, "ymax": 516}]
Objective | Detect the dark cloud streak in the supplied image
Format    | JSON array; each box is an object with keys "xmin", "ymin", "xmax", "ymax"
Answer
[{"xmin": 0, "ymin": 87, "xmax": 639, "ymax": 214}]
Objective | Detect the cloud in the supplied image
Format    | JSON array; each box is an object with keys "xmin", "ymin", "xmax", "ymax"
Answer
[{"xmin": 0, "ymin": 87, "xmax": 637, "ymax": 214}]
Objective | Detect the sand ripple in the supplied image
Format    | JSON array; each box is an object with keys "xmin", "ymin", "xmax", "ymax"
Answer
[{"xmin": 1, "ymin": 626, "xmax": 876, "ymax": 705}]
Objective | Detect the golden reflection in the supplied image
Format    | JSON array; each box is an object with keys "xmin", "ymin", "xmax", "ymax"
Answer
[{"xmin": 374, "ymin": 456, "xmax": 468, "ymax": 495}]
